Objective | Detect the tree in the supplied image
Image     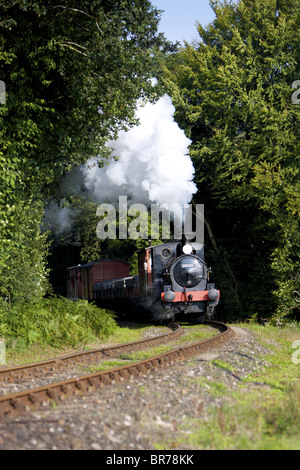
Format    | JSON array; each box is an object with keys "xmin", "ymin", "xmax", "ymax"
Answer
[
  {"xmin": 0, "ymin": 0, "xmax": 174, "ymax": 302},
  {"xmin": 1, "ymin": 0, "xmax": 174, "ymax": 187},
  {"xmin": 159, "ymin": 0, "xmax": 300, "ymax": 320}
]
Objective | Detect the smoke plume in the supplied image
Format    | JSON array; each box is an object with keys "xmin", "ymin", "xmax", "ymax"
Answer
[
  {"xmin": 46, "ymin": 94, "xmax": 197, "ymax": 230},
  {"xmin": 80, "ymin": 94, "xmax": 197, "ymax": 208}
]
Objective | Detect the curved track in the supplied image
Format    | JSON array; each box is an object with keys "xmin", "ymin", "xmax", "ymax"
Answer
[
  {"xmin": 0, "ymin": 323, "xmax": 183, "ymax": 384},
  {"xmin": 0, "ymin": 321, "xmax": 234, "ymax": 420}
]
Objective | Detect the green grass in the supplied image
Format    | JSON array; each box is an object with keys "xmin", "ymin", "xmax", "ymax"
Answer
[
  {"xmin": 99, "ymin": 323, "xmax": 152, "ymax": 346},
  {"xmin": 120, "ymin": 344, "xmax": 172, "ymax": 361},
  {"xmin": 176, "ymin": 324, "xmax": 216, "ymax": 345},
  {"xmin": 0, "ymin": 313, "xmax": 169, "ymax": 366},
  {"xmin": 171, "ymin": 383, "xmax": 300, "ymax": 450},
  {"xmin": 211, "ymin": 359, "xmax": 235, "ymax": 373},
  {"xmin": 79, "ymin": 359, "xmax": 133, "ymax": 373},
  {"xmin": 154, "ymin": 322, "xmax": 300, "ymax": 450},
  {"xmin": 119, "ymin": 324, "xmax": 216, "ymax": 361}
]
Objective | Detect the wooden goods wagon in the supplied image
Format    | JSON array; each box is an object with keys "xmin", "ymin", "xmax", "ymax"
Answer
[{"xmin": 80, "ymin": 259, "xmax": 130, "ymax": 300}]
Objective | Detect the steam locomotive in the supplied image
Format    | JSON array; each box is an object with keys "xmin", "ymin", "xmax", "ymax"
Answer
[{"xmin": 66, "ymin": 240, "xmax": 220, "ymax": 323}]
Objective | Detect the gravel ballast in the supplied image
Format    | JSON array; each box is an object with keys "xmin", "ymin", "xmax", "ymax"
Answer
[{"xmin": 0, "ymin": 325, "xmax": 271, "ymax": 450}]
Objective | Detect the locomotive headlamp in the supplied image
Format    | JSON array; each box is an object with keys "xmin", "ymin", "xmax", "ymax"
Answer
[
  {"xmin": 182, "ymin": 244, "xmax": 193, "ymax": 254},
  {"xmin": 208, "ymin": 288, "xmax": 219, "ymax": 301}
]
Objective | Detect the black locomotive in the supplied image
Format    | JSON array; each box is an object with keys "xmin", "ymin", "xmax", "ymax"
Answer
[{"xmin": 67, "ymin": 240, "xmax": 220, "ymax": 323}]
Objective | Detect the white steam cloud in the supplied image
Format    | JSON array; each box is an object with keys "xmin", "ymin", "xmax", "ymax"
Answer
[
  {"xmin": 80, "ymin": 94, "xmax": 197, "ymax": 208},
  {"xmin": 46, "ymin": 94, "xmax": 197, "ymax": 231}
]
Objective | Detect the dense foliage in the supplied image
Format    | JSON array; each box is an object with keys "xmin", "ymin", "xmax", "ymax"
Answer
[
  {"xmin": 0, "ymin": 296, "xmax": 117, "ymax": 348},
  {"xmin": 0, "ymin": 0, "xmax": 173, "ymax": 303},
  {"xmin": 159, "ymin": 0, "xmax": 300, "ymax": 321}
]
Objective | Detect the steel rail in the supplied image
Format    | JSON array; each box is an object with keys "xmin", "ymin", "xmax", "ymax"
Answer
[
  {"xmin": 0, "ymin": 323, "xmax": 183, "ymax": 384},
  {"xmin": 0, "ymin": 321, "xmax": 234, "ymax": 420}
]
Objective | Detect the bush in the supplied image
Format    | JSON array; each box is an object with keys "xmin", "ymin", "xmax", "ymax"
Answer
[{"xmin": 0, "ymin": 296, "xmax": 117, "ymax": 348}]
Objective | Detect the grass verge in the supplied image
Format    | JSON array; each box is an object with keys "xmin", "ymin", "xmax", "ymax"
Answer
[{"xmin": 155, "ymin": 322, "xmax": 300, "ymax": 450}]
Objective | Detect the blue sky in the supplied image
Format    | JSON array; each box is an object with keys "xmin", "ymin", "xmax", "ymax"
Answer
[{"xmin": 152, "ymin": 0, "xmax": 217, "ymax": 44}]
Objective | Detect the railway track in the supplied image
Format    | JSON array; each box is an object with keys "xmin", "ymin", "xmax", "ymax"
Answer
[
  {"xmin": 0, "ymin": 322, "xmax": 183, "ymax": 384},
  {"xmin": 0, "ymin": 321, "xmax": 234, "ymax": 420}
]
